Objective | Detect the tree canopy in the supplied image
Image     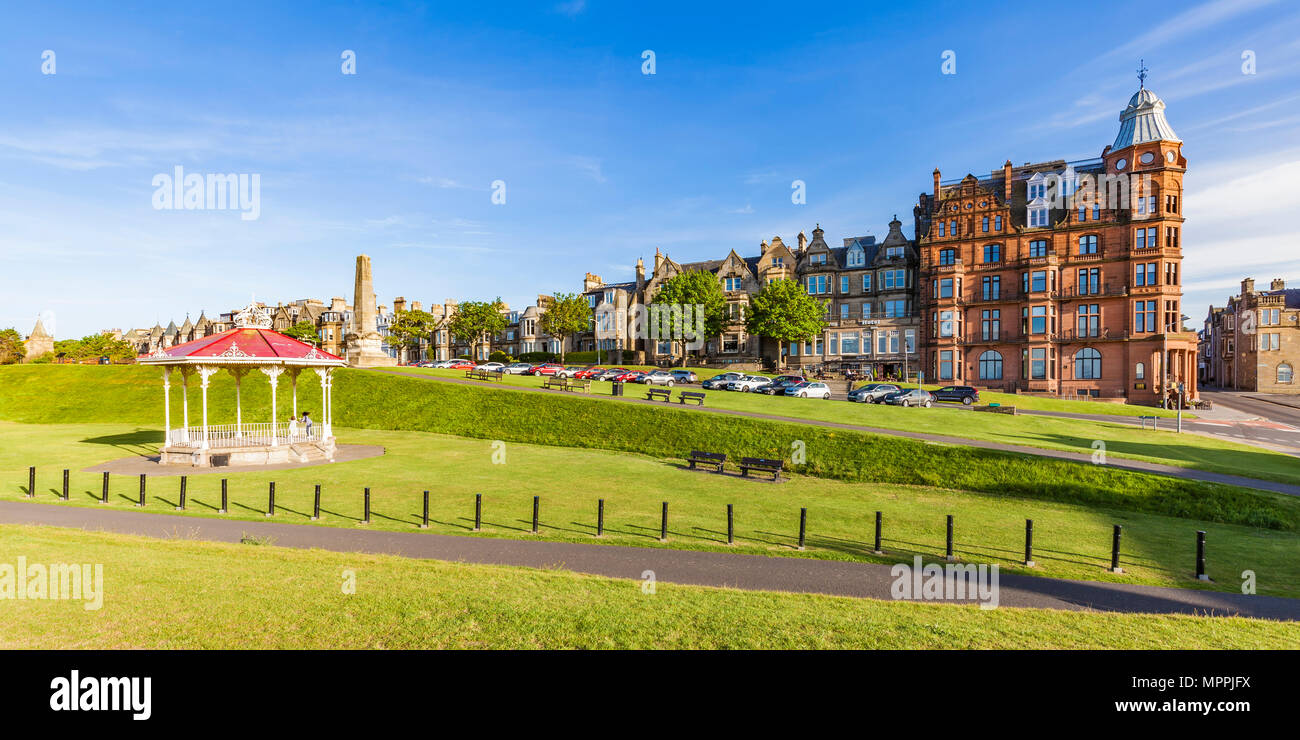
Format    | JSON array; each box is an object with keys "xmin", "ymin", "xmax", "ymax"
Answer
[
  {"xmin": 280, "ymin": 322, "xmax": 321, "ymax": 346},
  {"xmin": 744, "ymin": 278, "xmax": 828, "ymax": 350},
  {"xmin": 648, "ymin": 270, "xmax": 728, "ymax": 363},
  {"xmin": 538, "ymin": 292, "xmax": 592, "ymax": 363},
  {"xmin": 0, "ymin": 328, "xmax": 24, "ymax": 365},
  {"xmin": 447, "ymin": 299, "xmax": 508, "ymax": 360}
]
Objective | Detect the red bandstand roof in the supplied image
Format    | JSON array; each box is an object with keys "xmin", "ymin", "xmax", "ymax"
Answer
[{"xmin": 138, "ymin": 327, "xmax": 346, "ymax": 367}]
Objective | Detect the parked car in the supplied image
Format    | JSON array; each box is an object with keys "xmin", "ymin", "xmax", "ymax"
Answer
[
  {"xmin": 642, "ymin": 370, "xmax": 676, "ymax": 386},
  {"xmin": 848, "ymin": 383, "xmax": 902, "ymax": 404},
  {"xmin": 594, "ymin": 367, "xmax": 629, "ymax": 381},
  {"xmin": 702, "ymin": 372, "xmax": 743, "ymax": 390},
  {"xmin": 757, "ymin": 375, "xmax": 803, "ymax": 395},
  {"xmin": 556, "ymin": 366, "xmax": 587, "ymax": 378},
  {"xmin": 573, "ymin": 367, "xmax": 605, "ymax": 379},
  {"xmin": 669, "ymin": 369, "xmax": 698, "ymax": 383},
  {"xmin": 727, "ymin": 375, "xmax": 772, "ymax": 392},
  {"xmin": 784, "ymin": 381, "xmax": 832, "ymax": 399},
  {"xmin": 930, "ymin": 385, "xmax": 980, "ymax": 405},
  {"xmin": 612, "ymin": 370, "xmax": 644, "ymax": 383},
  {"xmin": 527, "ymin": 364, "xmax": 563, "ymax": 376},
  {"xmin": 474, "ymin": 361, "xmax": 505, "ymax": 373},
  {"xmin": 446, "ymin": 359, "xmax": 474, "ymax": 370},
  {"xmin": 884, "ymin": 388, "xmax": 934, "ymax": 407},
  {"xmin": 502, "ymin": 362, "xmax": 533, "ymax": 374}
]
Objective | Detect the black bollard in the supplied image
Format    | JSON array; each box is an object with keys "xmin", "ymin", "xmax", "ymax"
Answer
[
  {"xmin": 726, "ymin": 504, "xmax": 734, "ymax": 545},
  {"xmin": 1110, "ymin": 525, "xmax": 1123, "ymax": 573},
  {"xmin": 420, "ymin": 490, "xmax": 429, "ymax": 529},
  {"xmin": 219, "ymin": 478, "xmax": 228, "ymax": 514},
  {"xmin": 311, "ymin": 484, "xmax": 320, "ymax": 521},
  {"xmin": 101, "ymin": 472, "xmax": 109, "ymax": 504},
  {"xmin": 62, "ymin": 469, "xmax": 69, "ymax": 500},
  {"xmin": 27, "ymin": 466, "xmax": 35, "ymax": 498},
  {"xmin": 797, "ymin": 507, "xmax": 807, "ymax": 550},
  {"xmin": 266, "ymin": 482, "xmax": 275, "ymax": 517},
  {"xmin": 596, "ymin": 499, "xmax": 604, "ymax": 537},
  {"xmin": 362, "ymin": 487, "xmax": 370, "ymax": 525},
  {"xmin": 945, "ymin": 514, "xmax": 955, "ymax": 562},
  {"xmin": 137, "ymin": 474, "xmax": 146, "ymax": 507},
  {"xmin": 874, "ymin": 511, "xmax": 883, "ymax": 555},
  {"xmin": 1024, "ymin": 519, "xmax": 1035, "ymax": 567},
  {"xmin": 1196, "ymin": 530, "xmax": 1208, "ymax": 581},
  {"xmin": 531, "ymin": 495, "xmax": 539, "ymax": 534},
  {"xmin": 176, "ymin": 476, "xmax": 186, "ymax": 511},
  {"xmin": 473, "ymin": 493, "xmax": 482, "ymax": 532},
  {"xmin": 660, "ymin": 502, "xmax": 668, "ymax": 542}
]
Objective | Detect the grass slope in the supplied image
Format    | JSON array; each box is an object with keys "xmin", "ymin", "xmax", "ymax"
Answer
[
  {"xmin": 0, "ymin": 365, "xmax": 1295, "ymax": 531},
  {"xmin": 4, "ymin": 524, "xmax": 1295, "ymax": 649},
  {"xmin": 4, "ymin": 422, "xmax": 1299, "ymax": 597}
]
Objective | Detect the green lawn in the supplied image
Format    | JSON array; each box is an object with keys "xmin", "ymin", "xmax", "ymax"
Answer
[
  {"xmin": 5, "ymin": 421, "xmax": 1299, "ymax": 598},
  {"xmin": 384, "ymin": 367, "xmax": 1299, "ymax": 487},
  {"xmin": 4, "ymin": 524, "xmax": 1295, "ymax": 649}
]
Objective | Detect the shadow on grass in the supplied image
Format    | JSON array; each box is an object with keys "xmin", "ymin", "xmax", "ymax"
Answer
[{"xmin": 78, "ymin": 429, "xmax": 161, "ymax": 458}]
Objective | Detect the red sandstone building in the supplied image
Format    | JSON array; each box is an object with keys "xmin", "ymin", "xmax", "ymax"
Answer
[{"xmin": 915, "ymin": 80, "xmax": 1198, "ymax": 405}]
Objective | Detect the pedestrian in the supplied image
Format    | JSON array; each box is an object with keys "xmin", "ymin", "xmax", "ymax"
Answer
[
  {"xmin": 302, "ymin": 411, "xmax": 313, "ymax": 437},
  {"xmin": 287, "ymin": 414, "xmax": 299, "ymax": 442}
]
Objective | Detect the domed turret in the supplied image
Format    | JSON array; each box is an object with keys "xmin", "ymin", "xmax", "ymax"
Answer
[{"xmin": 1113, "ymin": 86, "xmax": 1179, "ymax": 150}]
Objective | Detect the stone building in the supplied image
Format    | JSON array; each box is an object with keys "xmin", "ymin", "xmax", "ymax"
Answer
[
  {"xmin": 915, "ymin": 81, "xmax": 1197, "ymax": 404},
  {"xmin": 22, "ymin": 318, "xmax": 54, "ymax": 362},
  {"xmin": 1200, "ymin": 278, "xmax": 1298, "ymax": 392}
]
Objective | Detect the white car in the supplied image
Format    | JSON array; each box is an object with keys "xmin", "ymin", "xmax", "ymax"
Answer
[
  {"xmin": 431, "ymin": 360, "xmax": 457, "ymax": 368},
  {"xmin": 727, "ymin": 375, "xmax": 772, "ymax": 392},
  {"xmin": 784, "ymin": 381, "xmax": 832, "ymax": 399},
  {"xmin": 473, "ymin": 362, "xmax": 505, "ymax": 372}
]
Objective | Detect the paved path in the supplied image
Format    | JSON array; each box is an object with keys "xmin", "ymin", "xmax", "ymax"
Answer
[
  {"xmin": 374, "ymin": 370, "xmax": 1300, "ymax": 497},
  {"xmin": 82, "ymin": 444, "xmax": 387, "ymax": 477},
  {"xmin": 3, "ymin": 500, "xmax": 1296, "ymax": 620}
]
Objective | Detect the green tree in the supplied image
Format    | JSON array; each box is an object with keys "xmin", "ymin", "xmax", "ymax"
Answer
[
  {"xmin": 648, "ymin": 270, "xmax": 727, "ymax": 365},
  {"xmin": 281, "ymin": 321, "xmax": 322, "ymax": 346},
  {"xmin": 744, "ymin": 278, "xmax": 828, "ymax": 364},
  {"xmin": 386, "ymin": 309, "xmax": 439, "ymax": 362},
  {"xmin": 538, "ymin": 292, "xmax": 592, "ymax": 364},
  {"xmin": 0, "ymin": 328, "xmax": 24, "ymax": 365},
  {"xmin": 447, "ymin": 299, "xmax": 508, "ymax": 362}
]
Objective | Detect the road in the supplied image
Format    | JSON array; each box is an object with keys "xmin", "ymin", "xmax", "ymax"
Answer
[{"xmin": 4, "ymin": 499, "xmax": 1298, "ymax": 620}]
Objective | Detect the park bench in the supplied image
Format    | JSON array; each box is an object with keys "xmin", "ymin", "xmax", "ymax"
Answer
[
  {"xmin": 686, "ymin": 450, "xmax": 726, "ymax": 472},
  {"xmin": 564, "ymin": 379, "xmax": 592, "ymax": 393},
  {"xmin": 739, "ymin": 457, "xmax": 783, "ymax": 481},
  {"xmin": 541, "ymin": 377, "xmax": 569, "ymax": 390},
  {"xmin": 465, "ymin": 370, "xmax": 502, "ymax": 381},
  {"xmin": 678, "ymin": 391, "xmax": 706, "ymax": 406},
  {"xmin": 646, "ymin": 388, "xmax": 672, "ymax": 402}
]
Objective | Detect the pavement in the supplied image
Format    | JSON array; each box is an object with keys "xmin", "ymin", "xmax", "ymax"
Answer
[
  {"xmin": 3, "ymin": 499, "xmax": 1296, "ymax": 620},
  {"xmin": 82, "ymin": 444, "xmax": 387, "ymax": 477},
  {"xmin": 374, "ymin": 370, "xmax": 1300, "ymax": 497}
]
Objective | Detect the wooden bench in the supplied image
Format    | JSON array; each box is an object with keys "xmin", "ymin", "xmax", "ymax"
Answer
[
  {"xmin": 646, "ymin": 388, "xmax": 672, "ymax": 402},
  {"xmin": 678, "ymin": 391, "xmax": 706, "ymax": 406},
  {"xmin": 465, "ymin": 370, "xmax": 503, "ymax": 381},
  {"xmin": 686, "ymin": 450, "xmax": 726, "ymax": 472},
  {"xmin": 739, "ymin": 457, "xmax": 783, "ymax": 481},
  {"xmin": 541, "ymin": 377, "xmax": 568, "ymax": 390},
  {"xmin": 565, "ymin": 379, "xmax": 591, "ymax": 393}
]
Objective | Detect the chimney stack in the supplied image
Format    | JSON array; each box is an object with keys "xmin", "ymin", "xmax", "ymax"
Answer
[
  {"xmin": 1003, "ymin": 160, "xmax": 1013, "ymax": 201},
  {"xmin": 1242, "ymin": 278, "xmax": 1256, "ymax": 295},
  {"xmin": 760, "ymin": 239, "xmax": 768, "ymax": 255},
  {"xmin": 635, "ymin": 257, "xmax": 645, "ymax": 284},
  {"xmin": 1271, "ymin": 278, "xmax": 1286, "ymax": 291},
  {"xmin": 933, "ymin": 168, "xmax": 941, "ymax": 199},
  {"xmin": 393, "ymin": 297, "xmax": 407, "ymax": 314},
  {"xmin": 796, "ymin": 232, "xmax": 806, "ymax": 252}
]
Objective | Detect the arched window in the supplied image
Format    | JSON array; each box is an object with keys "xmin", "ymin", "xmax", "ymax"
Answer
[
  {"xmin": 978, "ymin": 350, "xmax": 1003, "ymax": 380},
  {"xmin": 1135, "ymin": 362, "xmax": 1145, "ymax": 380},
  {"xmin": 1279, "ymin": 363, "xmax": 1294, "ymax": 384},
  {"xmin": 1078, "ymin": 234, "xmax": 1098, "ymax": 254},
  {"xmin": 1074, "ymin": 348, "xmax": 1102, "ymax": 379}
]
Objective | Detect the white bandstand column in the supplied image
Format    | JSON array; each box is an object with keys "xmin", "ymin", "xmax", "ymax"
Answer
[
  {"xmin": 162, "ymin": 367, "xmax": 172, "ymax": 447},
  {"xmin": 326, "ymin": 373, "xmax": 334, "ymax": 437},
  {"xmin": 317, "ymin": 368, "xmax": 328, "ymax": 438},
  {"xmin": 181, "ymin": 368, "xmax": 192, "ymax": 444},
  {"xmin": 197, "ymin": 365, "xmax": 217, "ymax": 450},
  {"xmin": 261, "ymin": 366, "xmax": 284, "ymax": 446},
  {"xmin": 290, "ymin": 368, "xmax": 300, "ymax": 421},
  {"xmin": 231, "ymin": 368, "xmax": 245, "ymax": 438}
]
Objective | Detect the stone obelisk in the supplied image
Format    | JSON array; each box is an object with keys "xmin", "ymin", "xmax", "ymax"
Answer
[{"xmin": 344, "ymin": 254, "xmax": 397, "ymax": 368}]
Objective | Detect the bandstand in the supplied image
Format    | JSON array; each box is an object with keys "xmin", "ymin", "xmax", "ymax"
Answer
[{"xmin": 138, "ymin": 303, "xmax": 348, "ymax": 467}]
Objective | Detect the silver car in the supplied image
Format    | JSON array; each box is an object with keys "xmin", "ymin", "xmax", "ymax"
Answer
[
  {"xmin": 642, "ymin": 370, "xmax": 676, "ymax": 386},
  {"xmin": 727, "ymin": 375, "xmax": 771, "ymax": 392}
]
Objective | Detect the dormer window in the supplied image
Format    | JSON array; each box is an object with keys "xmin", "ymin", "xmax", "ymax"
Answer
[
  {"xmin": 846, "ymin": 245, "xmax": 865, "ymax": 267},
  {"xmin": 1028, "ymin": 207, "xmax": 1049, "ymax": 227},
  {"xmin": 810, "ymin": 253, "xmax": 827, "ymax": 266},
  {"xmin": 885, "ymin": 246, "xmax": 904, "ymax": 259}
]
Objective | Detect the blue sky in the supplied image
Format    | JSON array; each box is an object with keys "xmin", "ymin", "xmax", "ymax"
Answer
[{"xmin": 2, "ymin": 0, "xmax": 1298, "ymax": 338}]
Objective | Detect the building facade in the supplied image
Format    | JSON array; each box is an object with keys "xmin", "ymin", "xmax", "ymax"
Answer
[
  {"xmin": 915, "ymin": 83, "xmax": 1197, "ymax": 404},
  {"xmin": 1200, "ymin": 278, "xmax": 1298, "ymax": 392}
]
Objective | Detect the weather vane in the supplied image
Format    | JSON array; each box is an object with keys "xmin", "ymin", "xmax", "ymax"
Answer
[{"xmin": 1137, "ymin": 59, "xmax": 1148, "ymax": 89}]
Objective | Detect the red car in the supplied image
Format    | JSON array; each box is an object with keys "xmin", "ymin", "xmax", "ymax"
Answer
[
  {"xmin": 574, "ymin": 367, "xmax": 605, "ymax": 379},
  {"xmin": 612, "ymin": 370, "xmax": 643, "ymax": 383},
  {"xmin": 528, "ymin": 363, "xmax": 563, "ymax": 376},
  {"xmin": 446, "ymin": 359, "xmax": 474, "ymax": 370}
]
